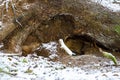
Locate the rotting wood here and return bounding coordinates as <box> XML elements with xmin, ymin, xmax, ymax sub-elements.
<box><xmin>0</xmin><ymin>23</ymin><xmax>16</xmax><ymax>42</ymax></box>
<box><xmin>3</xmin><ymin>20</ymin><xmax>40</xmax><ymax>53</ymax></box>
<box><xmin>0</xmin><ymin>0</ymin><xmax>120</xmax><ymax>55</ymax></box>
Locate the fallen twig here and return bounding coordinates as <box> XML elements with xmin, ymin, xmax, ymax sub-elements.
<box><xmin>0</xmin><ymin>52</ymin><xmax>22</xmax><ymax>56</ymax></box>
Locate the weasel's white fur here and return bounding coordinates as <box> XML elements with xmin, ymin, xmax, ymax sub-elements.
<box><xmin>59</xmin><ymin>39</ymin><xmax>76</xmax><ymax>56</ymax></box>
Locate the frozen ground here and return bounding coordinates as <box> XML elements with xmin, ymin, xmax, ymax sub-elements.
<box><xmin>92</xmin><ymin>0</ymin><xmax>120</xmax><ymax>12</ymax></box>
<box><xmin>1</xmin><ymin>43</ymin><xmax>120</xmax><ymax>80</ymax></box>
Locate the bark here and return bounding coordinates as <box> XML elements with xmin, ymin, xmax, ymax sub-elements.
<box><xmin>3</xmin><ymin>20</ymin><xmax>39</xmax><ymax>53</ymax></box>
<box><xmin>2</xmin><ymin>0</ymin><xmax>61</xmax><ymax>53</ymax></box>
<box><xmin>0</xmin><ymin>23</ymin><xmax>16</xmax><ymax>42</ymax></box>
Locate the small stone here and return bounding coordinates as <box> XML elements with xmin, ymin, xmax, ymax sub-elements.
<box><xmin>102</xmin><ymin>74</ymin><xmax>108</xmax><ymax>77</ymax></box>
<box><xmin>113</xmin><ymin>74</ymin><xmax>119</xmax><ymax>76</ymax></box>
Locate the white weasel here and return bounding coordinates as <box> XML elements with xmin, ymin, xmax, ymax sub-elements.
<box><xmin>59</xmin><ymin>39</ymin><xmax>76</xmax><ymax>56</ymax></box>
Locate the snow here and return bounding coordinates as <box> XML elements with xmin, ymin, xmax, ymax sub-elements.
<box><xmin>0</xmin><ymin>43</ymin><xmax>120</xmax><ymax>80</ymax></box>
<box><xmin>92</xmin><ymin>0</ymin><xmax>120</xmax><ymax>12</ymax></box>
<box><xmin>0</xmin><ymin>43</ymin><xmax>3</xmax><ymax>48</ymax></box>
<box><xmin>0</xmin><ymin>21</ymin><xmax>2</xmax><ymax>30</ymax></box>
<box><xmin>42</xmin><ymin>42</ymin><xmax>58</xmax><ymax>59</ymax></box>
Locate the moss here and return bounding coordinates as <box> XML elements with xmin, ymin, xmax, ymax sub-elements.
<box><xmin>114</xmin><ymin>25</ymin><xmax>120</xmax><ymax>35</ymax></box>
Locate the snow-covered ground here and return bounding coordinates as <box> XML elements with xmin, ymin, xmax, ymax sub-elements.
<box><xmin>92</xmin><ymin>0</ymin><xmax>120</xmax><ymax>12</ymax></box>
<box><xmin>0</xmin><ymin>53</ymin><xmax>120</xmax><ymax>80</ymax></box>
<box><xmin>0</xmin><ymin>42</ymin><xmax>120</xmax><ymax>80</ymax></box>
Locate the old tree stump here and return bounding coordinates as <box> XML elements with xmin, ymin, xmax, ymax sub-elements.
<box><xmin>0</xmin><ymin>0</ymin><xmax>120</xmax><ymax>56</ymax></box>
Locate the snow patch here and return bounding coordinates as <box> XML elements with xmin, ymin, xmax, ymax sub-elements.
<box><xmin>0</xmin><ymin>43</ymin><xmax>3</xmax><ymax>48</ymax></box>
<box><xmin>0</xmin><ymin>21</ymin><xmax>2</xmax><ymax>30</ymax></box>
<box><xmin>0</xmin><ymin>54</ymin><xmax>120</xmax><ymax>80</ymax></box>
<box><xmin>92</xmin><ymin>0</ymin><xmax>120</xmax><ymax>12</ymax></box>
<box><xmin>22</xmin><ymin>3</ymin><xmax>31</xmax><ymax>10</ymax></box>
<box><xmin>42</xmin><ymin>42</ymin><xmax>58</xmax><ymax>59</ymax></box>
